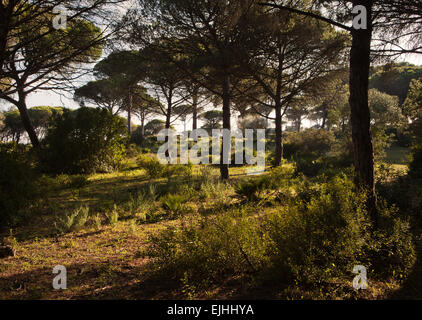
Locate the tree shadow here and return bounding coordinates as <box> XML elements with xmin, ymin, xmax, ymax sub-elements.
<box><xmin>0</xmin><ymin>260</ymin><xmax>182</xmax><ymax>300</ymax></box>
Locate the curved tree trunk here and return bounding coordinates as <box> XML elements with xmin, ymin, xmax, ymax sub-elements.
<box><xmin>16</xmin><ymin>89</ymin><xmax>39</xmax><ymax>148</ymax></box>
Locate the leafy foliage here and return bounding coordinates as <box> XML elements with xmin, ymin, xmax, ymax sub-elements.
<box><xmin>137</xmin><ymin>154</ymin><xmax>193</xmax><ymax>179</ymax></box>
<box><xmin>55</xmin><ymin>206</ymin><xmax>90</xmax><ymax>234</ymax></box>
<box><xmin>42</xmin><ymin>108</ymin><xmax>127</xmax><ymax>174</ymax></box>
<box><xmin>0</xmin><ymin>143</ymin><xmax>39</xmax><ymax>227</ymax></box>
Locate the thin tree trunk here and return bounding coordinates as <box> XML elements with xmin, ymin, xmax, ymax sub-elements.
<box><xmin>16</xmin><ymin>89</ymin><xmax>39</xmax><ymax>147</ymax></box>
<box><xmin>349</xmin><ymin>0</ymin><xmax>378</xmax><ymax>227</ymax></box>
<box><xmin>192</xmin><ymin>90</ymin><xmax>198</xmax><ymax>131</ymax></box>
<box><xmin>221</xmin><ymin>73</ymin><xmax>230</xmax><ymax>180</ymax></box>
<box><xmin>140</xmin><ymin>115</ymin><xmax>145</xmax><ymax>144</ymax></box>
<box><xmin>296</xmin><ymin>116</ymin><xmax>301</xmax><ymax>132</ymax></box>
<box><xmin>321</xmin><ymin>105</ymin><xmax>328</xmax><ymax>129</ymax></box>
<box><xmin>127</xmin><ymin>89</ymin><xmax>132</xmax><ymax>135</ymax></box>
<box><xmin>164</xmin><ymin>88</ymin><xmax>173</xmax><ymax>159</ymax></box>
<box><xmin>274</xmin><ymin>101</ymin><xmax>283</xmax><ymax>167</ymax></box>
<box><xmin>274</xmin><ymin>40</ymin><xmax>284</xmax><ymax>167</ymax></box>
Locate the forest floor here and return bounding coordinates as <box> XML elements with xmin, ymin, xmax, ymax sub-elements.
<box><xmin>0</xmin><ymin>153</ymin><xmax>420</xmax><ymax>300</ymax></box>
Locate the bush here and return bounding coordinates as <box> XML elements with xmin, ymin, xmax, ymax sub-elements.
<box><xmin>68</xmin><ymin>175</ymin><xmax>89</xmax><ymax>189</ymax></box>
<box><xmin>284</xmin><ymin>129</ymin><xmax>335</xmax><ymax>160</ymax></box>
<box><xmin>363</xmin><ymin>203</ymin><xmax>416</xmax><ymax>280</ymax></box>
<box><xmin>125</xmin><ymin>143</ymin><xmax>142</xmax><ymax>158</ymax></box>
<box><xmin>234</xmin><ymin>165</ymin><xmax>295</xmax><ymax>202</ymax></box>
<box><xmin>147</xmin><ymin>175</ymin><xmax>416</xmax><ymax>291</ymax></box>
<box><xmin>265</xmin><ymin>177</ymin><xmax>371</xmax><ymax>285</ymax></box>
<box><xmin>106</xmin><ymin>205</ymin><xmax>119</xmax><ymax>226</ymax></box>
<box><xmin>284</xmin><ymin>129</ymin><xmax>338</xmax><ymax>176</ymax></box>
<box><xmin>137</xmin><ymin>154</ymin><xmax>166</xmax><ymax>178</ymax></box>
<box><xmin>42</xmin><ymin>107</ymin><xmax>127</xmax><ymax>174</ymax></box>
<box><xmin>0</xmin><ymin>143</ymin><xmax>39</xmax><ymax>227</ymax></box>
<box><xmin>123</xmin><ymin>191</ymin><xmax>155</xmax><ymax>219</ymax></box>
<box><xmin>54</xmin><ymin>206</ymin><xmax>89</xmax><ymax>234</ymax></box>
<box><xmin>409</xmin><ymin>147</ymin><xmax>422</xmax><ymax>179</ymax></box>
<box><xmin>160</xmin><ymin>194</ymin><xmax>187</xmax><ymax>217</ymax></box>
<box><xmin>147</xmin><ymin>207</ymin><xmax>268</xmax><ymax>283</ymax></box>
<box><xmin>137</xmin><ymin>155</ymin><xmax>193</xmax><ymax>179</ymax></box>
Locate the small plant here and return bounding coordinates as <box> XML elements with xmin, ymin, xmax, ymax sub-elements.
<box><xmin>200</xmin><ymin>181</ymin><xmax>233</xmax><ymax>208</ymax></box>
<box><xmin>144</xmin><ymin>184</ymin><xmax>159</xmax><ymax>201</ymax></box>
<box><xmin>181</xmin><ymin>271</ymin><xmax>196</xmax><ymax>300</ymax></box>
<box><xmin>126</xmin><ymin>143</ymin><xmax>141</xmax><ymax>158</ymax></box>
<box><xmin>161</xmin><ymin>194</ymin><xmax>187</xmax><ymax>217</ymax></box>
<box><xmin>166</xmin><ymin>163</ymin><xmax>194</xmax><ymax>179</ymax></box>
<box><xmin>68</xmin><ymin>175</ymin><xmax>89</xmax><ymax>189</ymax></box>
<box><xmin>106</xmin><ymin>205</ymin><xmax>119</xmax><ymax>226</ymax></box>
<box><xmin>55</xmin><ymin>206</ymin><xmax>89</xmax><ymax>234</ymax></box>
<box><xmin>137</xmin><ymin>154</ymin><xmax>166</xmax><ymax>178</ymax></box>
<box><xmin>138</xmin><ymin>155</ymin><xmax>194</xmax><ymax>180</ymax></box>
<box><xmin>234</xmin><ymin>166</ymin><xmax>295</xmax><ymax>202</ymax></box>
<box><xmin>198</xmin><ymin>165</ymin><xmax>216</xmax><ymax>184</ymax></box>
<box><xmin>129</xmin><ymin>219</ymin><xmax>137</xmax><ymax>233</ymax></box>
<box><xmin>92</xmin><ymin>214</ymin><xmax>102</xmax><ymax>230</ymax></box>
<box><xmin>4</xmin><ymin>229</ymin><xmax>18</xmax><ymax>249</ymax></box>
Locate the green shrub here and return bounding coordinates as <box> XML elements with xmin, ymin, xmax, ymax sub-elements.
<box><xmin>284</xmin><ymin>129</ymin><xmax>338</xmax><ymax>176</ymax></box>
<box><xmin>147</xmin><ymin>207</ymin><xmax>268</xmax><ymax>283</ymax></box>
<box><xmin>166</xmin><ymin>162</ymin><xmax>194</xmax><ymax>179</ymax></box>
<box><xmin>197</xmin><ymin>165</ymin><xmax>217</xmax><ymax>185</ymax></box>
<box><xmin>137</xmin><ymin>154</ymin><xmax>166</xmax><ymax>178</ymax></box>
<box><xmin>68</xmin><ymin>175</ymin><xmax>89</xmax><ymax>189</ymax></box>
<box><xmin>363</xmin><ymin>203</ymin><xmax>416</xmax><ymax>280</ymax></box>
<box><xmin>55</xmin><ymin>206</ymin><xmax>89</xmax><ymax>234</ymax></box>
<box><xmin>409</xmin><ymin>147</ymin><xmax>422</xmax><ymax>179</ymax></box>
<box><xmin>137</xmin><ymin>154</ymin><xmax>193</xmax><ymax>179</ymax></box>
<box><xmin>92</xmin><ymin>214</ymin><xmax>102</xmax><ymax>230</ymax></box>
<box><xmin>265</xmin><ymin>177</ymin><xmax>371</xmax><ymax>285</ymax></box>
<box><xmin>147</xmin><ymin>175</ymin><xmax>416</xmax><ymax>291</ymax></box>
<box><xmin>0</xmin><ymin>143</ymin><xmax>39</xmax><ymax>227</ymax></box>
<box><xmin>123</xmin><ymin>191</ymin><xmax>155</xmax><ymax>219</ymax></box>
<box><xmin>200</xmin><ymin>181</ymin><xmax>233</xmax><ymax>205</ymax></box>
<box><xmin>42</xmin><ymin>107</ymin><xmax>127</xmax><ymax>174</ymax></box>
<box><xmin>284</xmin><ymin>129</ymin><xmax>335</xmax><ymax>161</ymax></box>
<box><xmin>106</xmin><ymin>205</ymin><xmax>119</xmax><ymax>226</ymax></box>
<box><xmin>161</xmin><ymin>194</ymin><xmax>187</xmax><ymax>217</ymax></box>
<box><xmin>234</xmin><ymin>165</ymin><xmax>295</xmax><ymax>202</ymax></box>
<box><xmin>126</xmin><ymin>143</ymin><xmax>142</xmax><ymax>158</ymax></box>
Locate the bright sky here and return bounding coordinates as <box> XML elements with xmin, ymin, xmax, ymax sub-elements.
<box><xmin>1</xmin><ymin>54</ymin><xmax>421</xmax><ymax>132</ymax></box>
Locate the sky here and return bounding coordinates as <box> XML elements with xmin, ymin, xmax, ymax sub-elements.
<box><xmin>1</xmin><ymin>53</ymin><xmax>421</xmax><ymax>132</ymax></box>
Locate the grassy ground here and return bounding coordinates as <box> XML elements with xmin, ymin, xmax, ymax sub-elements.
<box><xmin>0</xmin><ymin>155</ymin><xmax>419</xmax><ymax>300</ymax></box>
<box><xmin>0</xmin><ymin>163</ymin><xmax>255</xmax><ymax>300</ymax></box>
<box><xmin>386</xmin><ymin>145</ymin><xmax>411</xmax><ymax>166</ymax></box>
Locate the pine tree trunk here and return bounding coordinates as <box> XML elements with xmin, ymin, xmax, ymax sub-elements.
<box><xmin>127</xmin><ymin>89</ymin><xmax>132</xmax><ymax>135</ymax></box>
<box><xmin>349</xmin><ymin>0</ymin><xmax>378</xmax><ymax>227</ymax></box>
<box><xmin>16</xmin><ymin>90</ymin><xmax>39</xmax><ymax>148</ymax></box>
<box><xmin>140</xmin><ymin>115</ymin><xmax>145</xmax><ymax>144</ymax></box>
<box><xmin>321</xmin><ymin>105</ymin><xmax>328</xmax><ymax>129</ymax></box>
<box><xmin>274</xmin><ymin>101</ymin><xmax>283</xmax><ymax>167</ymax></box>
<box><xmin>220</xmin><ymin>73</ymin><xmax>231</xmax><ymax>180</ymax></box>
<box><xmin>192</xmin><ymin>91</ymin><xmax>198</xmax><ymax>131</ymax></box>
